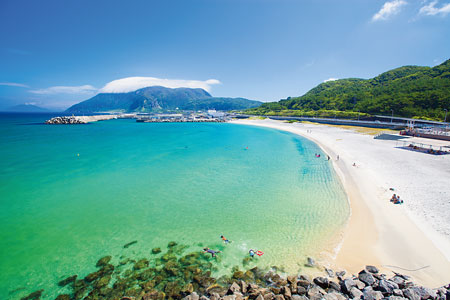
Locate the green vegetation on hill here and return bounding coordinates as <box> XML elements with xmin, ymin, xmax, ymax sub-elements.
<box><xmin>246</xmin><ymin>59</ymin><xmax>450</xmax><ymax>121</ymax></box>
<box><xmin>66</xmin><ymin>86</ymin><xmax>261</xmax><ymax>113</ymax></box>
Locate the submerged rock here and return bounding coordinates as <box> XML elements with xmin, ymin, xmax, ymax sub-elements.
<box><xmin>20</xmin><ymin>289</ymin><xmax>43</xmax><ymax>300</ymax></box>
<box><xmin>134</xmin><ymin>258</ymin><xmax>150</xmax><ymax>270</ymax></box>
<box><xmin>55</xmin><ymin>295</ymin><xmax>71</xmax><ymax>300</ymax></box>
<box><xmin>96</xmin><ymin>255</ymin><xmax>112</xmax><ymax>267</ymax></box>
<box><xmin>58</xmin><ymin>275</ymin><xmax>77</xmax><ymax>287</ymax></box>
<box><xmin>124</xmin><ymin>240</ymin><xmax>138</xmax><ymax>248</ymax></box>
<box><xmin>152</xmin><ymin>248</ymin><xmax>162</xmax><ymax>254</ymax></box>
<box><xmin>168</xmin><ymin>241</ymin><xmax>178</xmax><ymax>248</ymax></box>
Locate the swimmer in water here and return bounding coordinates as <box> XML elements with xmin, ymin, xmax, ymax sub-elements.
<box><xmin>203</xmin><ymin>248</ymin><xmax>221</xmax><ymax>257</ymax></box>
<box><xmin>249</xmin><ymin>249</ymin><xmax>255</xmax><ymax>258</ymax></box>
<box><xmin>221</xmin><ymin>235</ymin><xmax>230</xmax><ymax>244</ymax></box>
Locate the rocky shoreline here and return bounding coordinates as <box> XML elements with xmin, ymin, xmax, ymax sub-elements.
<box><xmin>17</xmin><ymin>241</ymin><xmax>450</xmax><ymax>300</ymax></box>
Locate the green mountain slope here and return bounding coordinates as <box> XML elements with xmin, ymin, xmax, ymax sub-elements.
<box><xmin>66</xmin><ymin>86</ymin><xmax>261</xmax><ymax>113</ymax></box>
<box><xmin>247</xmin><ymin>59</ymin><xmax>450</xmax><ymax>120</ymax></box>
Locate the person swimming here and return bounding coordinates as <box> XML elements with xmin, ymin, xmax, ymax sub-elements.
<box><xmin>221</xmin><ymin>235</ymin><xmax>230</xmax><ymax>243</ymax></box>
<box><xmin>203</xmin><ymin>248</ymin><xmax>221</xmax><ymax>257</ymax></box>
<box><xmin>249</xmin><ymin>249</ymin><xmax>255</xmax><ymax>257</ymax></box>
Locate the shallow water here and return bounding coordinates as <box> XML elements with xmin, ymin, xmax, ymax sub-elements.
<box><xmin>0</xmin><ymin>113</ymin><xmax>349</xmax><ymax>299</ymax></box>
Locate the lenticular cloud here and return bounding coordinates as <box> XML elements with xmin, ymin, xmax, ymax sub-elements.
<box><xmin>99</xmin><ymin>77</ymin><xmax>221</xmax><ymax>93</ymax></box>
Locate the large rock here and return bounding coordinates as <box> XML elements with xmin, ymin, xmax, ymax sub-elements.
<box><xmin>228</xmin><ymin>282</ymin><xmax>241</xmax><ymax>294</ymax></box>
<box><xmin>291</xmin><ymin>295</ymin><xmax>308</xmax><ymax>300</ymax></box>
<box><xmin>20</xmin><ymin>290</ymin><xmax>43</xmax><ymax>300</ymax></box>
<box><xmin>403</xmin><ymin>288</ymin><xmax>421</xmax><ymax>300</ymax></box>
<box><xmin>359</xmin><ymin>270</ymin><xmax>376</xmax><ymax>286</ymax></box>
<box><xmin>410</xmin><ymin>286</ymin><xmax>437</xmax><ymax>300</ymax></box>
<box><xmin>329</xmin><ymin>281</ymin><xmax>341</xmax><ymax>292</ymax></box>
<box><xmin>305</xmin><ymin>257</ymin><xmax>316</xmax><ymax>268</ymax></box>
<box><xmin>366</xmin><ymin>266</ymin><xmax>379</xmax><ymax>273</ymax></box>
<box><xmin>313</xmin><ymin>277</ymin><xmax>329</xmax><ymax>289</ymax></box>
<box><xmin>297</xmin><ymin>280</ymin><xmax>311</xmax><ymax>288</ymax></box>
<box><xmin>341</xmin><ymin>278</ymin><xmax>357</xmax><ymax>294</ymax></box>
<box><xmin>390</xmin><ymin>276</ymin><xmax>406</xmax><ymax>289</ymax></box>
<box><xmin>375</xmin><ymin>279</ymin><xmax>395</xmax><ymax>295</ymax></box>
<box><xmin>350</xmin><ymin>287</ymin><xmax>364</xmax><ymax>299</ymax></box>
<box><xmin>58</xmin><ymin>275</ymin><xmax>77</xmax><ymax>287</ymax></box>
<box><xmin>363</xmin><ymin>289</ymin><xmax>384</xmax><ymax>300</ymax></box>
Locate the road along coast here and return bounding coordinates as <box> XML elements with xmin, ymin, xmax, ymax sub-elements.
<box><xmin>231</xmin><ymin>119</ymin><xmax>450</xmax><ymax>287</ymax></box>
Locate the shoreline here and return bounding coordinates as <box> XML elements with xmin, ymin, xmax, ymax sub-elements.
<box><xmin>230</xmin><ymin>119</ymin><xmax>450</xmax><ymax>287</ymax></box>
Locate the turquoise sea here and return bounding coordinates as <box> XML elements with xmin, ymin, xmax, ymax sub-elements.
<box><xmin>0</xmin><ymin>113</ymin><xmax>349</xmax><ymax>300</ymax></box>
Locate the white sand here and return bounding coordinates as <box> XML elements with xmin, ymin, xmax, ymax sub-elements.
<box><xmin>232</xmin><ymin>119</ymin><xmax>450</xmax><ymax>287</ymax></box>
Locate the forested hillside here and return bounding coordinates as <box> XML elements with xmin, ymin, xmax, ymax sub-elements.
<box><xmin>247</xmin><ymin>59</ymin><xmax>450</xmax><ymax>120</ymax></box>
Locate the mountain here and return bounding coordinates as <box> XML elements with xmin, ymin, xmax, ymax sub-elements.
<box><xmin>5</xmin><ymin>104</ymin><xmax>49</xmax><ymax>113</ymax></box>
<box><xmin>246</xmin><ymin>59</ymin><xmax>450</xmax><ymax>120</ymax></box>
<box><xmin>66</xmin><ymin>86</ymin><xmax>261</xmax><ymax>113</ymax></box>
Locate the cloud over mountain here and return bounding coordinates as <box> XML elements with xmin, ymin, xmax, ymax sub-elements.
<box><xmin>99</xmin><ymin>77</ymin><xmax>221</xmax><ymax>94</ymax></box>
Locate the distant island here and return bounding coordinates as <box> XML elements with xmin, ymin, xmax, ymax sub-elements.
<box><xmin>4</xmin><ymin>104</ymin><xmax>50</xmax><ymax>113</ymax></box>
<box><xmin>66</xmin><ymin>86</ymin><xmax>261</xmax><ymax>113</ymax></box>
<box><xmin>246</xmin><ymin>59</ymin><xmax>450</xmax><ymax>121</ymax></box>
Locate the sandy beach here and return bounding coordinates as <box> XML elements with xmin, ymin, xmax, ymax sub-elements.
<box><xmin>232</xmin><ymin>118</ymin><xmax>450</xmax><ymax>287</ymax></box>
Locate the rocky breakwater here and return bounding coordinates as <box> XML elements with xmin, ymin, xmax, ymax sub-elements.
<box><xmin>180</xmin><ymin>265</ymin><xmax>450</xmax><ymax>300</ymax></box>
<box><xmin>45</xmin><ymin>116</ymin><xmax>87</xmax><ymax>124</ymax></box>
<box><xmin>45</xmin><ymin>115</ymin><xmax>117</xmax><ymax>124</ymax></box>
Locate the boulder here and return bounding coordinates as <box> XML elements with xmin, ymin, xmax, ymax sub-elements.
<box><xmin>329</xmin><ymin>281</ymin><xmax>341</xmax><ymax>292</ymax></box>
<box><xmin>223</xmin><ymin>295</ymin><xmax>236</xmax><ymax>300</ymax></box>
<box><xmin>274</xmin><ymin>295</ymin><xmax>285</xmax><ymax>300</ymax></box>
<box><xmin>363</xmin><ymin>289</ymin><xmax>384</xmax><ymax>300</ymax></box>
<box><xmin>305</xmin><ymin>257</ymin><xmax>316</xmax><ymax>268</ymax></box>
<box><xmin>168</xmin><ymin>241</ymin><xmax>178</xmax><ymax>248</ymax></box>
<box><xmin>297</xmin><ymin>280</ymin><xmax>311</xmax><ymax>288</ymax></box>
<box><xmin>403</xmin><ymin>288</ymin><xmax>421</xmax><ymax>300</ymax></box>
<box><xmin>358</xmin><ymin>270</ymin><xmax>375</xmax><ymax>286</ymax></box>
<box><xmin>228</xmin><ymin>282</ymin><xmax>241</xmax><ymax>294</ymax></box>
<box><xmin>393</xmin><ymin>289</ymin><xmax>404</xmax><ymax>297</ymax></box>
<box><xmin>263</xmin><ymin>293</ymin><xmax>274</xmax><ymax>300</ymax></box>
<box><xmin>325</xmin><ymin>268</ymin><xmax>335</xmax><ymax>277</ymax></box>
<box><xmin>291</xmin><ymin>295</ymin><xmax>308</xmax><ymax>300</ymax></box>
<box><xmin>55</xmin><ymin>295</ymin><xmax>71</xmax><ymax>300</ymax></box>
<box><xmin>375</xmin><ymin>279</ymin><xmax>395</xmax><ymax>295</ymax></box>
<box><xmin>123</xmin><ymin>241</ymin><xmax>138</xmax><ymax>248</ymax></box>
<box><xmin>307</xmin><ymin>286</ymin><xmax>326</xmax><ymax>299</ymax></box>
<box><xmin>58</xmin><ymin>275</ymin><xmax>77</xmax><ymax>287</ymax></box>
<box><xmin>390</xmin><ymin>276</ymin><xmax>406</xmax><ymax>289</ymax></box>
<box><xmin>152</xmin><ymin>248</ymin><xmax>162</xmax><ymax>254</ymax></box>
<box><xmin>366</xmin><ymin>266</ymin><xmax>379</xmax><ymax>274</ymax></box>
<box><xmin>283</xmin><ymin>286</ymin><xmax>292</xmax><ymax>299</ymax></box>
<box><xmin>313</xmin><ymin>277</ymin><xmax>329</xmax><ymax>289</ymax></box>
<box><xmin>210</xmin><ymin>293</ymin><xmax>220</xmax><ymax>300</ymax></box>
<box><xmin>341</xmin><ymin>278</ymin><xmax>356</xmax><ymax>294</ymax></box>
<box><xmin>183</xmin><ymin>292</ymin><xmax>200</xmax><ymax>300</ymax></box>
<box><xmin>296</xmin><ymin>286</ymin><xmax>306</xmax><ymax>295</ymax></box>
<box><xmin>134</xmin><ymin>259</ymin><xmax>149</xmax><ymax>270</ymax></box>
<box><xmin>354</xmin><ymin>279</ymin><xmax>366</xmax><ymax>290</ymax></box>
<box><xmin>20</xmin><ymin>289</ymin><xmax>43</xmax><ymax>300</ymax></box>
<box><xmin>410</xmin><ymin>286</ymin><xmax>437</xmax><ymax>300</ymax></box>
<box><xmin>335</xmin><ymin>271</ymin><xmax>346</xmax><ymax>278</ymax></box>
<box><xmin>350</xmin><ymin>287</ymin><xmax>364</xmax><ymax>299</ymax></box>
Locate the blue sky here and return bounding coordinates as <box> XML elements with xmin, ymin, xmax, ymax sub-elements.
<box><xmin>0</xmin><ymin>0</ymin><xmax>449</xmax><ymax>110</ymax></box>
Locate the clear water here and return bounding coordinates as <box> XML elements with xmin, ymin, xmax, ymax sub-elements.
<box><xmin>0</xmin><ymin>113</ymin><xmax>349</xmax><ymax>299</ymax></box>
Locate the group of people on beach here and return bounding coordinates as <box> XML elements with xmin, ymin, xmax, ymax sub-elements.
<box><xmin>202</xmin><ymin>235</ymin><xmax>263</xmax><ymax>258</ymax></box>
<box><xmin>390</xmin><ymin>194</ymin><xmax>403</xmax><ymax>204</ymax></box>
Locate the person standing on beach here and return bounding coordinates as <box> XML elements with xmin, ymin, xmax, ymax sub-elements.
<box><xmin>337</xmin><ymin>155</ymin><xmax>339</xmax><ymax>161</ymax></box>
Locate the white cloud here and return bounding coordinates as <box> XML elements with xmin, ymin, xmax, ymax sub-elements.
<box><xmin>419</xmin><ymin>1</ymin><xmax>450</xmax><ymax>16</ymax></box>
<box><xmin>372</xmin><ymin>0</ymin><xmax>407</xmax><ymax>21</ymax></box>
<box><xmin>0</xmin><ymin>82</ymin><xmax>30</xmax><ymax>88</ymax></box>
<box><xmin>99</xmin><ymin>77</ymin><xmax>221</xmax><ymax>93</ymax></box>
<box><xmin>30</xmin><ymin>85</ymin><xmax>97</xmax><ymax>95</ymax></box>
<box><xmin>324</xmin><ymin>78</ymin><xmax>338</xmax><ymax>82</ymax></box>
